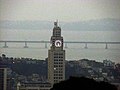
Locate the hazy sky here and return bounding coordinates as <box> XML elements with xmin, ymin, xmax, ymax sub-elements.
<box><xmin>0</xmin><ymin>0</ymin><xmax>120</xmax><ymax>22</ymax></box>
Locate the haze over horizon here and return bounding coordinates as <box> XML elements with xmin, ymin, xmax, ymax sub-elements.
<box><xmin>0</xmin><ymin>0</ymin><xmax>120</xmax><ymax>22</ymax></box>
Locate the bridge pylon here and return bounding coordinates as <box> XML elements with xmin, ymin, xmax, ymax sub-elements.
<box><xmin>105</xmin><ymin>43</ymin><xmax>108</xmax><ymax>49</ymax></box>
<box><xmin>84</xmin><ymin>43</ymin><xmax>88</xmax><ymax>49</ymax></box>
<box><xmin>45</xmin><ymin>43</ymin><xmax>47</xmax><ymax>48</ymax></box>
<box><xmin>3</xmin><ymin>42</ymin><xmax>8</xmax><ymax>48</ymax></box>
<box><xmin>65</xmin><ymin>43</ymin><xmax>68</xmax><ymax>48</ymax></box>
<box><xmin>24</xmin><ymin>42</ymin><xmax>28</xmax><ymax>48</ymax></box>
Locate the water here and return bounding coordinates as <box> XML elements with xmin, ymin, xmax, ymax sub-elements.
<box><xmin>0</xmin><ymin>29</ymin><xmax>120</xmax><ymax>63</ymax></box>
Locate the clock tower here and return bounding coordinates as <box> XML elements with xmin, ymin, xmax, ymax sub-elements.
<box><xmin>48</xmin><ymin>21</ymin><xmax>65</xmax><ymax>84</ymax></box>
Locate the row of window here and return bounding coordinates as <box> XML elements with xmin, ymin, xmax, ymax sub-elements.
<box><xmin>54</xmin><ymin>74</ymin><xmax>63</xmax><ymax>77</ymax></box>
<box><xmin>54</xmin><ymin>65</ymin><xmax>63</xmax><ymax>67</ymax></box>
<box><xmin>54</xmin><ymin>77</ymin><xmax>63</xmax><ymax>79</ymax></box>
<box><xmin>54</xmin><ymin>62</ymin><xmax>63</xmax><ymax>64</ymax></box>
<box><xmin>54</xmin><ymin>56</ymin><xmax>63</xmax><ymax>59</ymax></box>
<box><xmin>54</xmin><ymin>59</ymin><xmax>63</xmax><ymax>62</ymax></box>
<box><xmin>54</xmin><ymin>71</ymin><xmax>63</xmax><ymax>73</ymax></box>
<box><xmin>54</xmin><ymin>67</ymin><xmax>63</xmax><ymax>71</ymax></box>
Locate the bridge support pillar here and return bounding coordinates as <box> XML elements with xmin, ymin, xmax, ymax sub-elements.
<box><xmin>3</xmin><ymin>42</ymin><xmax>8</xmax><ymax>48</ymax></box>
<box><xmin>45</xmin><ymin>43</ymin><xmax>47</xmax><ymax>48</ymax></box>
<box><xmin>65</xmin><ymin>43</ymin><xmax>68</xmax><ymax>48</ymax></box>
<box><xmin>84</xmin><ymin>43</ymin><xmax>88</xmax><ymax>49</ymax></box>
<box><xmin>24</xmin><ymin>42</ymin><xmax>28</xmax><ymax>48</ymax></box>
<box><xmin>105</xmin><ymin>43</ymin><xmax>108</xmax><ymax>49</ymax></box>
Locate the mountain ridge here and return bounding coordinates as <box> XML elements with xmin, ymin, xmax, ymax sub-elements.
<box><xmin>0</xmin><ymin>18</ymin><xmax>120</xmax><ymax>31</ymax></box>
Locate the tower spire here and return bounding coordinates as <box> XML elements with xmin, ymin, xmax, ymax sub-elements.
<box><xmin>54</xmin><ymin>20</ymin><xmax>58</xmax><ymax>27</ymax></box>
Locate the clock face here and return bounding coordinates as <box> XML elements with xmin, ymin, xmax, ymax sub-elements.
<box><xmin>55</xmin><ymin>40</ymin><xmax>62</xmax><ymax>47</ymax></box>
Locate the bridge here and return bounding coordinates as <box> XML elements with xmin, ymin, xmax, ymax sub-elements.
<box><xmin>0</xmin><ymin>40</ymin><xmax>120</xmax><ymax>49</ymax></box>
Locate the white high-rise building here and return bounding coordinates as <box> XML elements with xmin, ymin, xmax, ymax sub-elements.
<box><xmin>48</xmin><ymin>21</ymin><xmax>65</xmax><ymax>84</ymax></box>
<box><xmin>17</xmin><ymin>21</ymin><xmax>65</xmax><ymax>90</ymax></box>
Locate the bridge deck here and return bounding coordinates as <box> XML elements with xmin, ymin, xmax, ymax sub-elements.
<box><xmin>0</xmin><ymin>41</ymin><xmax>120</xmax><ymax>44</ymax></box>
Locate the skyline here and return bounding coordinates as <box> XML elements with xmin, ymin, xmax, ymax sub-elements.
<box><xmin>0</xmin><ymin>0</ymin><xmax>120</xmax><ymax>63</ymax></box>
<box><xmin>0</xmin><ymin>0</ymin><xmax>120</xmax><ymax>22</ymax></box>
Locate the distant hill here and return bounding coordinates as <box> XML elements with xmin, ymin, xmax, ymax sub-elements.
<box><xmin>0</xmin><ymin>18</ymin><xmax>120</xmax><ymax>31</ymax></box>
<box><xmin>62</xmin><ymin>18</ymin><xmax>120</xmax><ymax>31</ymax></box>
<box><xmin>0</xmin><ymin>20</ymin><xmax>53</xmax><ymax>30</ymax></box>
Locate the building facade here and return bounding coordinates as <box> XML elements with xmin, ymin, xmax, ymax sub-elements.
<box><xmin>0</xmin><ymin>62</ymin><xmax>7</xmax><ymax>90</ymax></box>
<box><xmin>48</xmin><ymin>21</ymin><xmax>65</xmax><ymax>84</ymax></box>
<box><xmin>17</xmin><ymin>82</ymin><xmax>52</xmax><ymax>90</ymax></box>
